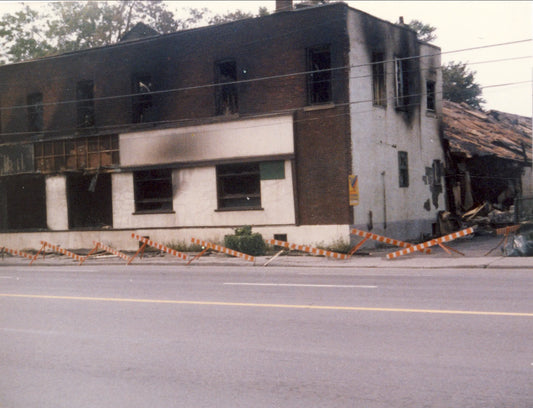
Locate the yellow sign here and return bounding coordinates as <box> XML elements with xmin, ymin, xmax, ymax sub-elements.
<box><xmin>349</xmin><ymin>175</ymin><xmax>359</xmax><ymax>206</ymax></box>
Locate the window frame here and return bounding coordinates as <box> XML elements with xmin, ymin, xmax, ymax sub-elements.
<box><xmin>426</xmin><ymin>80</ymin><xmax>436</xmax><ymax>111</ymax></box>
<box><xmin>307</xmin><ymin>45</ymin><xmax>332</xmax><ymax>105</ymax></box>
<box><xmin>394</xmin><ymin>57</ymin><xmax>410</xmax><ymax>110</ymax></box>
<box><xmin>76</xmin><ymin>80</ymin><xmax>95</xmax><ymax>128</ymax></box>
<box><xmin>216</xmin><ymin>162</ymin><xmax>262</xmax><ymax>211</ymax></box>
<box><xmin>398</xmin><ymin>151</ymin><xmax>409</xmax><ymax>188</ymax></box>
<box><xmin>372</xmin><ymin>51</ymin><xmax>387</xmax><ymax>107</ymax></box>
<box><xmin>133</xmin><ymin>168</ymin><xmax>174</xmax><ymax>214</ymax></box>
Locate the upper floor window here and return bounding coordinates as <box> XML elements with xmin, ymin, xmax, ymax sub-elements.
<box><xmin>215</xmin><ymin>60</ymin><xmax>238</xmax><ymax>115</ymax></box>
<box><xmin>307</xmin><ymin>45</ymin><xmax>332</xmax><ymax>104</ymax></box>
<box><xmin>395</xmin><ymin>57</ymin><xmax>413</xmax><ymax>110</ymax></box>
<box><xmin>426</xmin><ymin>80</ymin><xmax>436</xmax><ymax>111</ymax></box>
<box><xmin>27</xmin><ymin>92</ymin><xmax>43</xmax><ymax>132</ymax></box>
<box><xmin>132</xmin><ymin>74</ymin><xmax>153</xmax><ymax>123</ymax></box>
<box><xmin>76</xmin><ymin>80</ymin><xmax>95</xmax><ymax>128</ymax></box>
<box><xmin>372</xmin><ymin>51</ymin><xmax>386</xmax><ymax>107</ymax></box>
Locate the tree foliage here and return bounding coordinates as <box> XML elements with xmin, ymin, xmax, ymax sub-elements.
<box><xmin>406</xmin><ymin>19</ymin><xmax>437</xmax><ymax>43</ymax></box>
<box><xmin>442</xmin><ymin>61</ymin><xmax>485</xmax><ymax>109</ymax></box>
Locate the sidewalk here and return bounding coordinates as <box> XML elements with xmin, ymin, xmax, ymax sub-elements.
<box><xmin>2</xmin><ymin>234</ymin><xmax>532</xmax><ymax>269</ymax></box>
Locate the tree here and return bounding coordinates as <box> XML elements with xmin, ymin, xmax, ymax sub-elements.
<box><xmin>442</xmin><ymin>61</ymin><xmax>485</xmax><ymax>109</ymax></box>
<box><xmin>406</xmin><ymin>19</ymin><xmax>437</xmax><ymax>43</ymax></box>
<box><xmin>0</xmin><ymin>1</ymin><xmax>207</xmax><ymax>63</ymax></box>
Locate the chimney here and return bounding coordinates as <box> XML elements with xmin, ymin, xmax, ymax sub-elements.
<box><xmin>276</xmin><ymin>0</ymin><xmax>293</xmax><ymax>12</ymax></box>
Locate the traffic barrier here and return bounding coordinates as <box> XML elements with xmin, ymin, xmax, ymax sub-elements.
<box><xmin>386</xmin><ymin>227</ymin><xmax>475</xmax><ymax>260</ymax></box>
<box><xmin>485</xmin><ymin>224</ymin><xmax>521</xmax><ymax>256</ymax></box>
<box><xmin>189</xmin><ymin>238</ymin><xmax>255</xmax><ymax>263</ymax></box>
<box><xmin>80</xmin><ymin>241</ymin><xmax>131</xmax><ymax>265</ymax></box>
<box><xmin>31</xmin><ymin>241</ymin><xmax>85</xmax><ymax>265</ymax></box>
<box><xmin>1</xmin><ymin>246</ymin><xmax>35</xmax><ymax>262</ymax></box>
<box><xmin>349</xmin><ymin>228</ymin><xmax>431</xmax><ymax>255</ymax></box>
<box><xmin>129</xmin><ymin>233</ymin><xmax>188</xmax><ymax>265</ymax></box>
<box><xmin>265</xmin><ymin>239</ymin><xmax>349</xmax><ymax>260</ymax></box>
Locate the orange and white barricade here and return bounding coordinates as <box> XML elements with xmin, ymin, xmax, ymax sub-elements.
<box><xmin>386</xmin><ymin>227</ymin><xmax>474</xmax><ymax>260</ymax></box>
<box><xmin>1</xmin><ymin>247</ymin><xmax>36</xmax><ymax>263</ymax></box>
<box><xmin>485</xmin><ymin>224</ymin><xmax>521</xmax><ymax>256</ymax></box>
<box><xmin>188</xmin><ymin>238</ymin><xmax>255</xmax><ymax>264</ymax></box>
<box><xmin>129</xmin><ymin>233</ymin><xmax>188</xmax><ymax>264</ymax></box>
<box><xmin>31</xmin><ymin>241</ymin><xmax>85</xmax><ymax>265</ymax></box>
<box><xmin>349</xmin><ymin>228</ymin><xmax>431</xmax><ymax>255</ymax></box>
<box><xmin>265</xmin><ymin>239</ymin><xmax>349</xmax><ymax>260</ymax></box>
<box><xmin>80</xmin><ymin>241</ymin><xmax>131</xmax><ymax>265</ymax></box>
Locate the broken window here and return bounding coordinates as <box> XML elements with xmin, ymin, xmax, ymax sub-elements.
<box><xmin>217</xmin><ymin>163</ymin><xmax>261</xmax><ymax>210</ymax></box>
<box><xmin>35</xmin><ymin>135</ymin><xmax>119</xmax><ymax>172</ymax></box>
<box><xmin>76</xmin><ymin>80</ymin><xmax>95</xmax><ymax>128</ymax></box>
<box><xmin>426</xmin><ymin>80</ymin><xmax>436</xmax><ymax>111</ymax></box>
<box><xmin>398</xmin><ymin>151</ymin><xmax>409</xmax><ymax>188</ymax></box>
<box><xmin>0</xmin><ymin>175</ymin><xmax>47</xmax><ymax>231</ymax></box>
<box><xmin>133</xmin><ymin>168</ymin><xmax>173</xmax><ymax>213</ymax></box>
<box><xmin>67</xmin><ymin>173</ymin><xmax>113</xmax><ymax>229</ymax></box>
<box><xmin>132</xmin><ymin>74</ymin><xmax>154</xmax><ymax>123</ymax></box>
<box><xmin>372</xmin><ymin>52</ymin><xmax>386</xmax><ymax>106</ymax></box>
<box><xmin>307</xmin><ymin>45</ymin><xmax>332</xmax><ymax>104</ymax></box>
<box><xmin>394</xmin><ymin>57</ymin><xmax>410</xmax><ymax>109</ymax></box>
<box><xmin>215</xmin><ymin>60</ymin><xmax>238</xmax><ymax>115</ymax></box>
<box><xmin>27</xmin><ymin>92</ymin><xmax>43</xmax><ymax>132</ymax></box>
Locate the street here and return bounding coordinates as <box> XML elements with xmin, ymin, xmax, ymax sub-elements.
<box><xmin>1</xmin><ymin>265</ymin><xmax>532</xmax><ymax>407</ymax></box>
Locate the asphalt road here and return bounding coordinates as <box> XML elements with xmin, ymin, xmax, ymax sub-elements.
<box><xmin>1</xmin><ymin>265</ymin><xmax>532</xmax><ymax>408</ymax></box>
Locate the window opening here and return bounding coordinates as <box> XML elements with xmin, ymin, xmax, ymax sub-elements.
<box><xmin>398</xmin><ymin>151</ymin><xmax>409</xmax><ymax>188</ymax></box>
<box><xmin>0</xmin><ymin>175</ymin><xmax>46</xmax><ymax>231</ymax></box>
<box><xmin>217</xmin><ymin>163</ymin><xmax>261</xmax><ymax>209</ymax></box>
<box><xmin>395</xmin><ymin>57</ymin><xmax>410</xmax><ymax>109</ymax></box>
<box><xmin>35</xmin><ymin>135</ymin><xmax>119</xmax><ymax>173</ymax></box>
<box><xmin>426</xmin><ymin>80</ymin><xmax>436</xmax><ymax>111</ymax></box>
<box><xmin>27</xmin><ymin>92</ymin><xmax>43</xmax><ymax>132</ymax></box>
<box><xmin>372</xmin><ymin>52</ymin><xmax>386</xmax><ymax>106</ymax></box>
<box><xmin>133</xmin><ymin>168</ymin><xmax>173</xmax><ymax>213</ymax></box>
<box><xmin>307</xmin><ymin>45</ymin><xmax>332</xmax><ymax>104</ymax></box>
<box><xmin>76</xmin><ymin>80</ymin><xmax>95</xmax><ymax>127</ymax></box>
<box><xmin>67</xmin><ymin>173</ymin><xmax>113</xmax><ymax>229</ymax></box>
<box><xmin>215</xmin><ymin>60</ymin><xmax>238</xmax><ymax>115</ymax></box>
<box><xmin>132</xmin><ymin>74</ymin><xmax>153</xmax><ymax>123</ymax></box>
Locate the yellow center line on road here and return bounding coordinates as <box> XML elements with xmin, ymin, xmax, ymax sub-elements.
<box><xmin>1</xmin><ymin>293</ymin><xmax>532</xmax><ymax>317</ymax></box>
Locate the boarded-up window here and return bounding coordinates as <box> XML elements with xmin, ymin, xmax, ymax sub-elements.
<box><xmin>77</xmin><ymin>80</ymin><xmax>95</xmax><ymax>127</ymax></box>
<box><xmin>217</xmin><ymin>163</ymin><xmax>261</xmax><ymax>210</ymax></box>
<box><xmin>215</xmin><ymin>60</ymin><xmax>238</xmax><ymax>115</ymax></box>
<box><xmin>134</xmin><ymin>169</ymin><xmax>173</xmax><ymax>213</ymax></box>
<box><xmin>307</xmin><ymin>45</ymin><xmax>332</xmax><ymax>104</ymax></box>
<box><xmin>27</xmin><ymin>92</ymin><xmax>43</xmax><ymax>132</ymax></box>
<box><xmin>372</xmin><ymin>52</ymin><xmax>386</xmax><ymax>106</ymax></box>
<box><xmin>35</xmin><ymin>135</ymin><xmax>119</xmax><ymax>173</ymax></box>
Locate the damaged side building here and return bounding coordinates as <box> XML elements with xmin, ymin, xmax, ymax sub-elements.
<box><xmin>0</xmin><ymin>1</ymin><xmax>444</xmax><ymax>250</ymax></box>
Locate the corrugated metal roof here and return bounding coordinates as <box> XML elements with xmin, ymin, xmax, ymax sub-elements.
<box><xmin>442</xmin><ymin>100</ymin><xmax>532</xmax><ymax>163</ymax></box>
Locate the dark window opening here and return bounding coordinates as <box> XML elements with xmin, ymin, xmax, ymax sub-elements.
<box><xmin>307</xmin><ymin>45</ymin><xmax>332</xmax><ymax>104</ymax></box>
<box><xmin>27</xmin><ymin>92</ymin><xmax>43</xmax><ymax>132</ymax></box>
<box><xmin>76</xmin><ymin>80</ymin><xmax>95</xmax><ymax>127</ymax></box>
<box><xmin>132</xmin><ymin>74</ymin><xmax>154</xmax><ymax>123</ymax></box>
<box><xmin>35</xmin><ymin>135</ymin><xmax>119</xmax><ymax>172</ymax></box>
<box><xmin>395</xmin><ymin>57</ymin><xmax>410</xmax><ymax>109</ymax></box>
<box><xmin>217</xmin><ymin>163</ymin><xmax>261</xmax><ymax>210</ymax></box>
<box><xmin>372</xmin><ymin>52</ymin><xmax>386</xmax><ymax>106</ymax></box>
<box><xmin>0</xmin><ymin>175</ymin><xmax>47</xmax><ymax>231</ymax></box>
<box><xmin>398</xmin><ymin>151</ymin><xmax>409</xmax><ymax>188</ymax></box>
<box><xmin>215</xmin><ymin>60</ymin><xmax>238</xmax><ymax>115</ymax></box>
<box><xmin>134</xmin><ymin>169</ymin><xmax>173</xmax><ymax>213</ymax></box>
<box><xmin>426</xmin><ymin>80</ymin><xmax>436</xmax><ymax>111</ymax></box>
<box><xmin>67</xmin><ymin>173</ymin><xmax>113</xmax><ymax>229</ymax></box>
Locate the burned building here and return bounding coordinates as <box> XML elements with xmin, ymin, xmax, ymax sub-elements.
<box><xmin>0</xmin><ymin>1</ymin><xmax>444</xmax><ymax>250</ymax></box>
<box><xmin>441</xmin><ymin>100</ymin><xmax>532</xmax><ymax>226</ymax></box>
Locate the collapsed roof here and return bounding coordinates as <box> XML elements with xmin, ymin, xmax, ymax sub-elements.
<box><xmin>442</xmin><ymin>100</ymin><xmax>532</xmax><ymax>163</ymax></box>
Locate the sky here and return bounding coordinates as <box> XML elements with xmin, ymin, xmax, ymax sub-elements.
<box><xmin>1</xmin><ymin>1</ymin><xmax>531</xmax><ymax>116</ymax></box>
<box><xmin>170</xmin><ymin>1</ymin><xmax>532</xmax><ymax>117</ymax></box>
